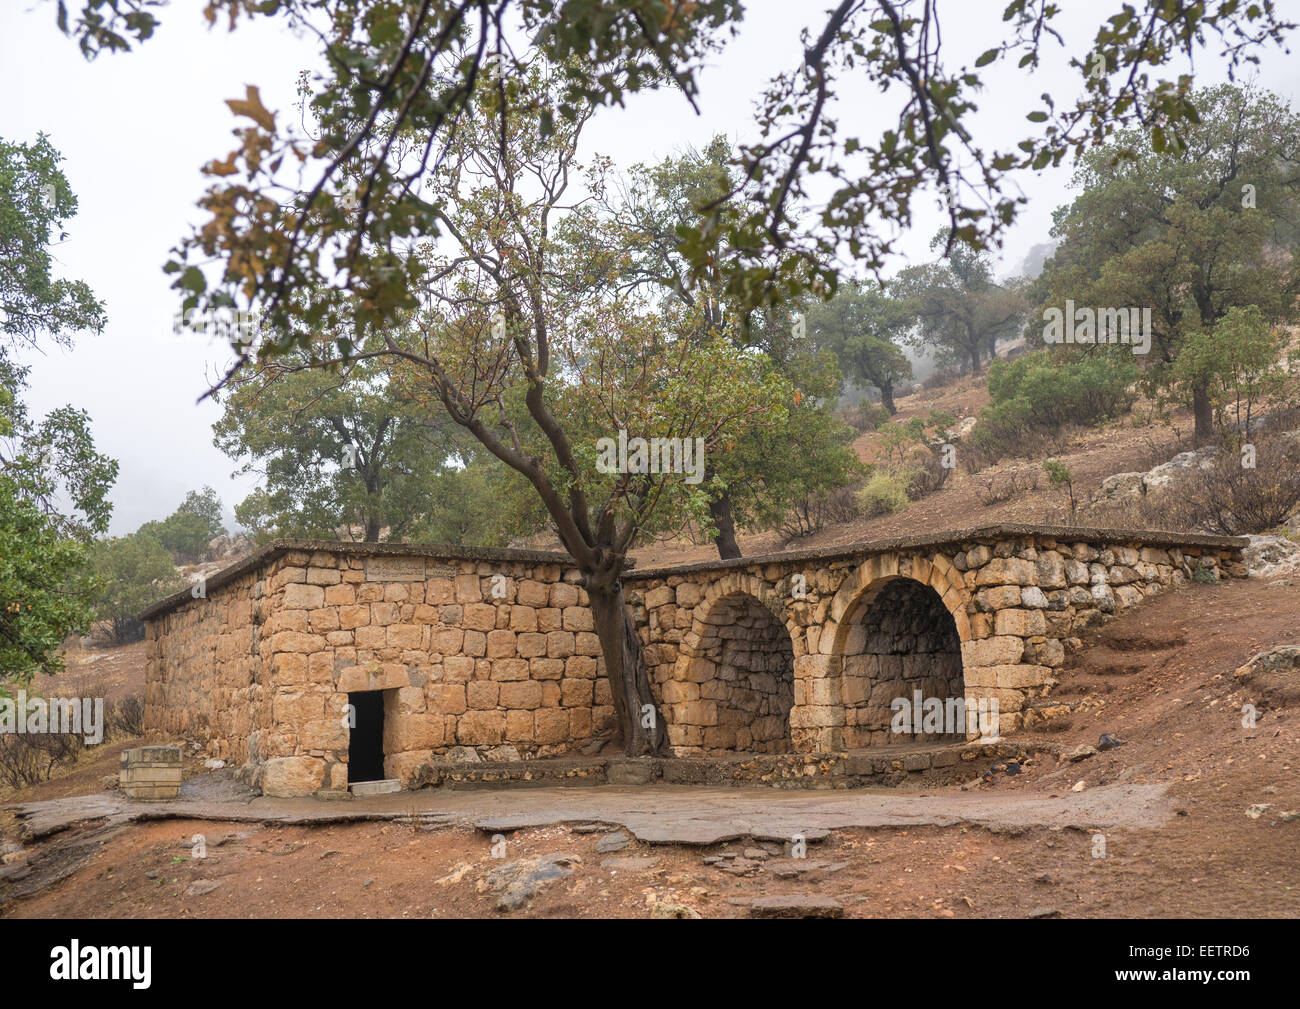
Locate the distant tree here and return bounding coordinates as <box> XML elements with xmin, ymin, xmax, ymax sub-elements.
<box><xmin>87</xmin><ymin>531</ymin><xmax>183</xmax><ymax>643</ymax></box>
<box><xmin>895</xmin><ymin>231</ymin><xmax>1026</xmax><ymax>375</ymax></box>
<box><xmin>413</xmin><ymin>460</ymin><xmax>545</xmax><ymax>548</ymax></box>
<box><xmin>1033</xmin><ymin>83</ymin><xmax>1300</xmax><ymax>442</ymax></box>
<box><xmin>0</xmin><ymin>135</ymin><xmax>116</xmax><ymax>683</ymax></box>
<box><xmin>807</xmin><ymin>280</ymin><xmax>914</xmax><ymax>414</ymax></box>
<box><xmin>1171</xmin><ymin>305</ymin><xmax>1294</xmax><ymax>445</ymax></box>
<box><xmin>213</xmin><ymin>347</ymin><xmax>461</xmax><ymax>543</ymax></box>
<box><xmin>139</xmin><ymin>487</ymin><xmax>226</xmax><ymax>564</ymax></box>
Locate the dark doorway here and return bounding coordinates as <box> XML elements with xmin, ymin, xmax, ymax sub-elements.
<box><xmin>348</xmin><ymin>691</ymin><xmax>385</xmax><ymax>783</ymax></box>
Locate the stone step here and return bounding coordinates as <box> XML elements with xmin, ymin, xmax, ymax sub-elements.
<box><xmin>349</xmin><ymin>779</ymin><xmax>401</xmax><ymax>796</ymax></box>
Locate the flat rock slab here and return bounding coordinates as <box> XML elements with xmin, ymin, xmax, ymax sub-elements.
<box><xmin>184</xmin><ymin>879</ymin><xmax>221</xmax><ymax>898</ymax></box>
<box><xmin>481</xmin><ymin>853</ymin><xmax>580</xmax><ymax>912</ymax></box>
<box><xmin>600</xmin><ymin>856</ymin><xmax>660</xmax><ymax>872</ymax></box>
<box><xmin>748</xmin><ymin>895</ymin><xmax>844</xmax><ymax>919</ymax></box>
<box><xmin>350</xmin><ymin>779</ymin><xmax>401</xmax><ymax>797</ymax></box>
<box><xmin>5</xmin><ymin>782</ymin><xmax>1176</xmax><ymax>848</ymax></box>
<box><xmin>767</xmin><ymin>859</ymin><xmax>850</xmax><ymax>879</ymax></box>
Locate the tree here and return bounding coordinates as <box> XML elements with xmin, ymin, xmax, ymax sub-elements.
<box><xmin>46</xmin><ymin>2</ymin><xmax>1294</xmax><ymax>320</ymax></box>
<box><xmin>1</xmin><ymin>134</ymin><xmax>106</xmax><ymax>349</ymax></box>
<box><xmin>807</xmin><ymin>280</ymin><xmax>913</xmax><ymax>414</ymax></box>
<box><xmin>414</xmin><ymin>460</ymin><xmax>545</xmax><ymax>548</ymax></box>
<box><xmin>1033</xmin><ymin>83</ymin><xmax>1300</xmax><ymax>442</ymax></box>
<box><xmin>1171</xmin><ymin>305</ymin><xmax>1294</xmax><ymax>445</ymax></box>
<box><xmin>214</xmin><ymin>347</ymin><xmax>463</xmax><ymax>542</ymax></box>
<box><xmin>87</xmin><ymin>531</ymin><xmax>183</xmax><ymax>643</ymax></box>
<box><xmin>219</xmin><ymin>61</ymin><xmax>786</xmax><ymax>755</ymax></box>
<box><xmin>895</xmin><ymin>231</ymin><xmax>1026</xmax><ymax>375</ymax></box>
<box><xmin>0</xmin><ymin>135</ymin><xmax>116</xmax><ymax>683</ymax></box>
<box><xmin>583</xmin><ymin>136</ymin><xmax>858</xmax><ymax>557</ymax></box>
<box><xmin>139</xmin><ymin>487</ymin><xmax>226</xmax><ymax>564</ymax></box>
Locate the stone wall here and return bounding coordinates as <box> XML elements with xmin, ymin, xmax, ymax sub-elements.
<box><xmin>840</xmin><ymin>578</ymin><xmax>964</xmax><ymax>748</ymax></box>
<box><xmin>625</xmin><ymin>525</ymin><xmax>1245</xmax><ymax>755</ymax></box>
<box><xmin>143</xmin><ymin>543</ymin><xmax>611</xmax><ymax>795</ymax></box>
<box><xmin>679</xmin><ymin>592</ymin><xmax>795</xmax><ymax>755</ymax></box>
<box><xmin>142</xmin><ymin>526</ymin><xmax>1246</xmax><ymax>794</ymax></box>
<box><xmin>143</xmin><ymin>569</ymin><xmax>264</xmax><ymax>764</ymax></box>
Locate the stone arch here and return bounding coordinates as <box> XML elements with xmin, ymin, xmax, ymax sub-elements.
<box><xmin>820</xmin><ymin>552</ymin><xmax>972</xmax><ymax>655</ymax></box>
<box><xmin>835</xmin><ymin>577</ymin><xmax>966</xmax><ymax>747</ymax></box>
<box><xmin>664</xmin><ymin>577</ymin><xmax>800</xmax><ymax>755</ymax></box>
<box><xmin>800</xmin><ymin>553</ymin><xmax>976</xmax><ymax>751</ymax></box>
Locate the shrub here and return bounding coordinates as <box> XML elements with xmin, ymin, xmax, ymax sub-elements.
<box><xmin>1086</xmin><ymin>435</ymin><xmax>1300</xmax><ymax>535</ymax></box>
<box><xmin>0</xmin><ymin>718</ymin><xmax>84</xmax><ymax>791</ymax></box>
<box><xmin>905</xmin><ymin>445</ymin><xmax>954</xmax><ymax>499</ymax></box>
<box><xmin>857</xmin><ymin>469</ymin><xmax>911</xmax><ymax>516</ymax></box>
<box><xmin>1178</xmin><ymin>437</ymin><xmax>1300</xmax><ymax>535</ymax></box>
<box><xmin>922</xmin><ymin>365</ymin><xmax>963</xmax><ymax>390</ymax></box>
<box><xmin>840</xmin><ymin>402</ymin><xmax>891</xmax><ymax>433</ymax></box>
<box><xmin>109</xmin><ymin>692</ymin><xmax>145</xmax><ymax>738</ymax></box>
<box><xmin>779</xmin><ymin>486</ymin><xmax>860</xmax><ymax>541</ymax></box>
<box><xmin>971</xmin><ymin>351</ymin><xmax>1137</xmax><ymax>464</ymax></box>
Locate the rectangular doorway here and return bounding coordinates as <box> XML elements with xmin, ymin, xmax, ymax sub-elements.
<box><xmin>347</xmin><ymin>690</ymin><xmax>385</xmax><ymax>784</ymax></box>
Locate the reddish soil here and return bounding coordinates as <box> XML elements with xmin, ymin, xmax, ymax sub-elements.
<box><xmin>29</xmin><ymin>641</ymin><xmax>148</xmax><ymax>704</ymax></box>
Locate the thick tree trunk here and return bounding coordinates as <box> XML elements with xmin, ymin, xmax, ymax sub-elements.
<box><xmin>1192</xmin><ymin>382</ymin><xmax>1214</xmax><ymax>443</ymax></box>
<box><xmin>880</xmin><ymin>383</ymin><xmax>897</xmax><ymax>416</ymax></box>
<box><xmin>363</xmin><ymin>516</ymin><xmax>381</xmax><ymax>542</ymax></box>
<box><xmin>708</xmin><ymin>493</ymin><xmax>742</xmax><ymax>560</ymax></box>
<box><xmin>585</xmin><ymin>576</ymin><xmax>668</xmax><ymax>757</ymax></box>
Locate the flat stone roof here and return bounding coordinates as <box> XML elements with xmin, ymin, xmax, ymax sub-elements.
<box><xmin>137</xmin><ymin>539</ymin><xmax>574</xmax><ymax>621</ymax></box>
<box><xmin>138</xmin><ymin>524</ymin><xmax>1247</xmax><ymax>620</ymax></box>
<box><xmin>620</xmin><ymin>523</ymin><xmax>1247</xmax><ymax>580</ymax></box>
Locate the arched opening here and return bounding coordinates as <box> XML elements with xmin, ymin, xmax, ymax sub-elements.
<box><xmin>839</xmin><ymin>577</ymin><xmax>964</xmax><ymax>748</ymax></box>
<box><xmin>668</xmin><ymin>591</ymin><xmax>796</xmax><ymax>755</ymax></box>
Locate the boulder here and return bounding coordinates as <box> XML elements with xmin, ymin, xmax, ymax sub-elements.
<box><xmin>1242</xmin><ymin>535</ymin><xmax>1300</xmax><ymax>577</ymax></box>
<box><xmin>258</xmin><ymin>756</ymin><xmax>326</xmax><ymax>797</ymax></box>
<box><xmin>1090</xmin><ymin>471</ymin><xmax>1145</xmax><ymax>506</ymax></box>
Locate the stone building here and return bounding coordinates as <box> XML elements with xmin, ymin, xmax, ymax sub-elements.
<box><xmin>140</xmin><ymin>526</ymin><xmax>1245</xmax><ymax>796</ymax></box>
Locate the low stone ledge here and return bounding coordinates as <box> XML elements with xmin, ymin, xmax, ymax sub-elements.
<box><xmin>405</xmin><ymin>741</ymin><xmax>1065</xmax><ymax>792</ymax></box>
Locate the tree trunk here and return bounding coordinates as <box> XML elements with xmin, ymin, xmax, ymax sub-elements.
<box><xmin>363</xmin><ymin>515</ymin><xmax>381</xmax><ymax>542</ymax></box>
<box><xmin>708</xmin><ymin>493</ymin><xmax>742</xmax><ymax>560</ymax></box>
<box><xmin>585</xmin><ymin>576</ymin><xmax>668</xmax><ymax>757</ymax></box>
<box><xmin>1192</xmin><ymin>382</ymin><xmax>1214</xmax><ymax>443</ymax></box>
<box><xmin>880</xmin><ymin>383</ymin><xmax>897</xmax><ymax>416</ymax></box>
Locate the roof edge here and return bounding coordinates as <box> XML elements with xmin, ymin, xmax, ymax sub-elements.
<box><xmin>621</xmin><ymin>523</ymin><xmax>1248</xmax><ymax>580</ymax></box>
<box><xmin>138</xmin><ymin>524</ymin><xmax>1248</xmax><ymax>621</ymax></box>
<box><xmin>137</xmin><ymin>539</ymin><xmax>576</xmax><ymax>622</ymax></box>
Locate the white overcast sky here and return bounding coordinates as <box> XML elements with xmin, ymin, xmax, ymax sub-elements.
<box><xmin>2</xmin><ymin>1</ymin><xmax>1298</xmax><ymax>534</ymax></box>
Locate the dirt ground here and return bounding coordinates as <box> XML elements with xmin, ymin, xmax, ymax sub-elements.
<box><xmin>3</xmin><ymin>572</ymin><xmax>1296</xmax><ymax>919</ymax></box>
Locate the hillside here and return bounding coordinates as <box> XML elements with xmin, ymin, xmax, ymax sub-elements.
<box><xmin>629</xmin><ymin>371</ymin><xmax>1226</xmax><ymax>569</ymax></box>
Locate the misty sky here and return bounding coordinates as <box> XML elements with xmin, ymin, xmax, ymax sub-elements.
<box><xmin>3</xmin><ymin>1</ymin><xmax>1297</xmax><ymax>535</ymax></box>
